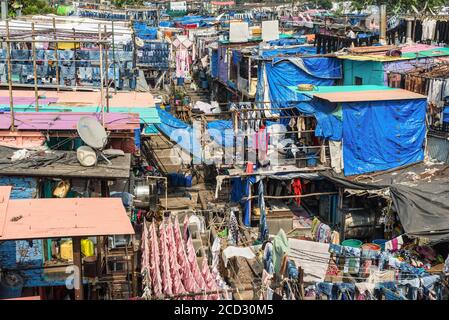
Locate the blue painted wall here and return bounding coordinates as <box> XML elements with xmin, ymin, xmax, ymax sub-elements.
<box><xmin>0</xmin><ymin>177</ymin><xmax>66</xmax><ymax>290</ymax></box>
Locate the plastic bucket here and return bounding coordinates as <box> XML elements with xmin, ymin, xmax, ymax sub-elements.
<box><xmin>201</xmin><ymin>80</ymin><xmax>209</xmax><ymax>89</ymax></box>
<box><xmin>373</xmin><ymin>239</ymin><xmax>387</xmax><ymax>251</ymax></box>
<box><xmin>342</xmin><ymin>239</ymin><xmax>363</xmax><ymax>248</ymax></box>
<box><xmin>306</xmin><ymin>153</ymin><xmax>317</xmax><ymax>167</ymax></box>
<box><xmin>177</xmin><ymin>77</ymin><xmax>184</xmax><ymax>86</ymax></box>
<box><xmin>362</xmin><ymin>243</ymin><xmax>381</xmax><ymax>251</ymax></box>
<box><xmin>361</xmin><ymin>243</ymin><xmax>381</xmax><ymax>259</ymax></box>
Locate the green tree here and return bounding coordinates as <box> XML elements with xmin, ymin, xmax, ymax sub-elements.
<box><xmin>8</xmin><ymin>0</ymin><xmax>55</xmax><ymax>17</ymax></box>
<box><xmin>113</xmin><ymin>0</ymin><xmax>144</xmax><ymax>8</ymax></box>
<box><xmin>347</xmin><ymin>0</ymin><xmax>446</xmax><ymax>15</ymax></box>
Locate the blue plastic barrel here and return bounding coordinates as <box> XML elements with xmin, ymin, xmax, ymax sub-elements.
<box><xmin>177</xmin><ymin>77</ymin><xmax>184</xmax><ymax>86</ymax></box>
<box><xmin>201</xmin><ymin>80</ymin><xmax>208</xmax><ymax>89</ymax></box>
<box><xmin>177</xmin><ymin>173</ymin><xmax>185</xmax><ymax>187</ymax></box>
<box><xmin>184</xmin><ymin>175</ymin><xmax>193</xmax><ymax>187</ymax></box>
<box><xmin>373</xmin><ymin>239</ymin><xmax>387</xmax><ymax>251</ymax></box>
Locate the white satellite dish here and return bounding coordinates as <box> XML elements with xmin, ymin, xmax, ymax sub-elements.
<box><xmin>76</xmin><ymin>117</ymin><xmax>111</xmax><ymax>165</ymax></box>
<box><xmin>77</xmin><ymin>117</ymin><xmax>108</xmax><ymax>149</ymax></box>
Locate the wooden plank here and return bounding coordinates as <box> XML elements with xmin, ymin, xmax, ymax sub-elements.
<box><xmin>73</xmin><ymin>237</ymin><xmax>84</xmax><ymax>300</ymax></box>
<box><xmin>313</xmin><ymin>89</ymin><xmax>427</xmax><ymax>103</ymax></box>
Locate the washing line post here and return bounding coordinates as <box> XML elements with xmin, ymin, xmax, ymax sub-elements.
<box><xmin>112</xmin><ymin>19</ymin><xmax>117</xmax><ymax>94</ymax></box>
<box><xmin>31</xmin><ymin>22</ymin><xmax>39</xmax><ymax>112</ymax></box>
<box><xmin>99</xmin><ymin>24</ymin><xmax>105</xmax><ymax>127</ymax></box>
<box><xmin>52</xmin><ymin>17</ymin><xmax>60</xmax><ymax>91</ymax></box>
<box><xmin>104</xmin><ymin>25</ymin><xmax>110</xmax><ymax>113</ymax></box>
<box><xmin>5</xmin><ymin>19</ymin><xmax>14</xmax><ymax>131</ymax></box>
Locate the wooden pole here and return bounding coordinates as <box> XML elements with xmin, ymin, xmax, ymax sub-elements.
<box><xmin>112</xmin><ymin>19</ymin><xmax>117</xmax><ymax>94</ymax></box>
<box><xmin>104</xmin><ymin>25</ymin><xmax>109</xmax><ymax>113</ymax></box>
<box><xmin>53</xmin><ymin>18</ymin><xmax>60</xmax><ymax>91</ymax></box>
<box><xmin>72</xmin><ymin>236</ymin><xmax>84</xmax><ymax>300</ymax></box>
<box><xmin>5</xmin><ymin>19</ymin><xmax>14</xmax><ymax>131</ymax></box>
<box><xmin>338</xmin><ymin>187</ymin><xmax>346</xmax><ymax>242</ymax></box>
<box><xmin>242</xmin><ymin>191</ymin><xmax>339</xmax><ymax>201</ymax></box>
<box><xmin>31</xmin><ymin>22</ymin><xmax>39</xmax><ymax>112</ymax></box>
<box><xmin>73</xmin><ymin>28</ymin><xmax>77</xmax><ymax>88</ymax></box>
<box><xmin>98</xmin><ymin>25</ymin><xmax>105</xmax><ymax>127</ymax></box>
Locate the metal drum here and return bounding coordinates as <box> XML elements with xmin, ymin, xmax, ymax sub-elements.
<box><xmin>134</xmin><ymin>180</ymin><xmax>158</xmax><ymax>209</ymax></box>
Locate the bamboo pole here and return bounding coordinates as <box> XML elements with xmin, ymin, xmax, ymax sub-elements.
<box><xmin>52</xmin><ymin>17</ymin><xmax>60</xmax><ymax>91</ymax></box>
<box><xmin>104</xmin><ymin>25</ymin><xmax>110</xmax><ymax>113</ymax></box>
<box><xmin>73</xmin><ymin>28</ymin><xmax>77</xmax><ymax>89</ymax></box>
<box><xmin>31</xmin><ymin>22</ymin><xmax>39</xmax><ymax>112</ymax></box>
<box><xmin>242</xmin><ymin>191</ymin><xmax>339</xmax><ymax>201</ymax></box>
<box><xmin>98</xmin><ymin>25</ymin><xmax>105</xmax><ymax>127</ymax></box>
<box><xmin>5</xmin><ymin>20</ymin><xmax>14</xmax><ymax>131</ymax></box>
<box><xmin>112</xmin><ymin>19</ymin><xmax>117</xmax><ymax>94</ymax></box>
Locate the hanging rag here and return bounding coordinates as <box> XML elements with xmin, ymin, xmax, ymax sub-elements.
<box><xmin>273</xmin><ymin>229</ymin><xmax>289</xmax><ymax>275</ymax></box>
<box><xmin>291</xmin><ymin>179</ymin><xmax>303</xmax><ymax>206</ymax></box>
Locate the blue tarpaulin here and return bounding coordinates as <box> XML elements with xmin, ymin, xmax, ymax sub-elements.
<box><xmin>260</xmin><ymin>46</ymin><xmax>317</xmax><ymax>59</ymax></box>
<box><xmin>134</xmin><ymin>21</ymin><xmax>158</xmax><ymax>40</ymax></box>
<box><xmin>207</xmin><ymin>120</ymin><xmax>234</xmax><ymax>147</ymax></box>
<box><xmin>342</xmin><ymin>99</ymin><xmax>427</xmax><ymax>176</ymax></box>
<box><xmin>296</xmin><ymin>100</ymin><xmax>343</xmax><ymax>141</ymax></box>
<box><xmin>256</xmin><ymin>57</ymin><xmax>342</xmax><ymax>122</ymax></box>
<box><xmin>173</xmin><ymin>16</ymin><xmax>216</xmax><ymax>27</ymax></box>
<box><xmin>155</xmin><ymin>108</ymin><xmax>202</xmax><ymax>161</ymax></box>
<box><xmin>211</xmin><ymin>49</ymin><xmax>218</xmax><ymax>78</ymax></box>
<box><xmin>267</xmin><ymin>38</ymin><xmax>307</xmax><ymax>47</ymax></box>
<box><xmin>159</xmin><ymin>21</ymin><xmax>175</xmax><ymax>28</ymax></box>
<box><xmin>443</xmin><ymin>107</ymin><xmax>449</xmax><ymax>123</ymax></box>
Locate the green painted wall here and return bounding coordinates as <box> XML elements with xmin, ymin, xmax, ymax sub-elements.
<box><xmin>343</xmin><ymin>60</ymin><xmax>385</xmax><ymax>86</ymax></box>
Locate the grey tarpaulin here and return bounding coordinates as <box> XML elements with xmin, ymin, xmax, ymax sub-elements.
<box><xmin>319</xmin><ymin>164</ymin><xmax>449</xmax><ymax>244</ymax></box>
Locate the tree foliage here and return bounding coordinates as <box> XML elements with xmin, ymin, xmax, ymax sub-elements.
<box><xmin>349</xmin><ymin>0</ymin><xmax>447</xmax><ymax>15</ymax></box>
<box><xmin>112</xmin><ymin>0</ymin><xmax>145</xmax><ymax>8</ymax></box>
<box><xmin>8</xmin><ymin>0</ymin><xmax>55</xmax><ymax>16</ymax></box>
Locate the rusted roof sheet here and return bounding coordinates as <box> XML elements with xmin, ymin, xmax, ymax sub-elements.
<box><xmin>313</xmin><ymin>89</ymin><xmax>427</xmax><ymax>103</ymax></box>
<box><xmin>0</xmin><ymin>186</ymin><xmax>11</xmax><ymax>238</ymax></box>
<box><xmin>0</xmin><ymin>187</ymin><xmax>134</xmax><ymax>240</ymax></box>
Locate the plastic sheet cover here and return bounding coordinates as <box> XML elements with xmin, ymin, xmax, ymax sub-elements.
<box><xmin>320</xmin><ymin>165</ymin><xmax>449</xmax><ymax>244</ymax></box>
<box><xmin>257</xmin><ymin>57</ymin><xmax>342</xmax><ymax>115</ymax></box>
<box><xmin>207</xmin><ymin>120</ymin><xmax>234</xmax><ymax>147</ymax></box>
<box><xmin>260</xmin><ymin>46</ymin><xmax>317</xmax><ymax>58</ymax></box>
<box><xmin>342</xmin><ymin>99</ymin><xmax>427</xmax><ymax>176</ymax></box>
<box><xmin>155</xmin><ymin>108</ymin><xmax>202</xmax><ymax>161</ymax></box>
<box><xmin>211</xmin><ymin>50</ymin><xmax>219</xmax><ymax>78</ymax></box>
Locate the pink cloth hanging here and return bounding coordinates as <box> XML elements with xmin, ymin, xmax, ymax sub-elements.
<box><xmin>159</xmin><ymin>223</ymin><xmax>173</xmax><ymax>296</ymax></box>
<box><xmin>149</xmin><ymin>222</ymin><xmax>162</xmax><ymax>296</ymax></box>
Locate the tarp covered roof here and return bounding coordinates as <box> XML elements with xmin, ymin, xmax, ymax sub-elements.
<box><xmin>319</xmin><ymin>163</ymin><xmax>449</xmax><ymax>244</ymax></box>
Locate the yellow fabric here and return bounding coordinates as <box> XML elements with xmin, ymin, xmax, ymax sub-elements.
<box><xmin>60</xmin><ymin>240</ymin><xmax>73</xmax><ymax>261</ymax></box>
<box><xmin>81</xmin><ymin>239</ymin><xmax>95</xmax><ymax>257</ymax></box>
<box><xmin>311</xmin><ymin>217</ymin><xmax>320</xmax><ymax>239</ymax></box>
<box><xmin>57</xmin><ymin>42</ymin><xmax>80</xmax><ymax>50</ymax></box>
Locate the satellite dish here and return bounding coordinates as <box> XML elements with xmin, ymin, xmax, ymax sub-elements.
<box><xmin>77</xmin><ymin>117</ymin><xmax>108</xmax><ymax>150</ymax></box>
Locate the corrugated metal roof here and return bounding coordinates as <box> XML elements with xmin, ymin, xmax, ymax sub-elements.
<box><xmin>0</xmin><ymin>186</ymin><xmax>134</xmax><ymax>240</ymax></box>
<box><xmin>0</xmin><ymin>112</ymin><xmax>140</xmax><ymax>131</ymax></box>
